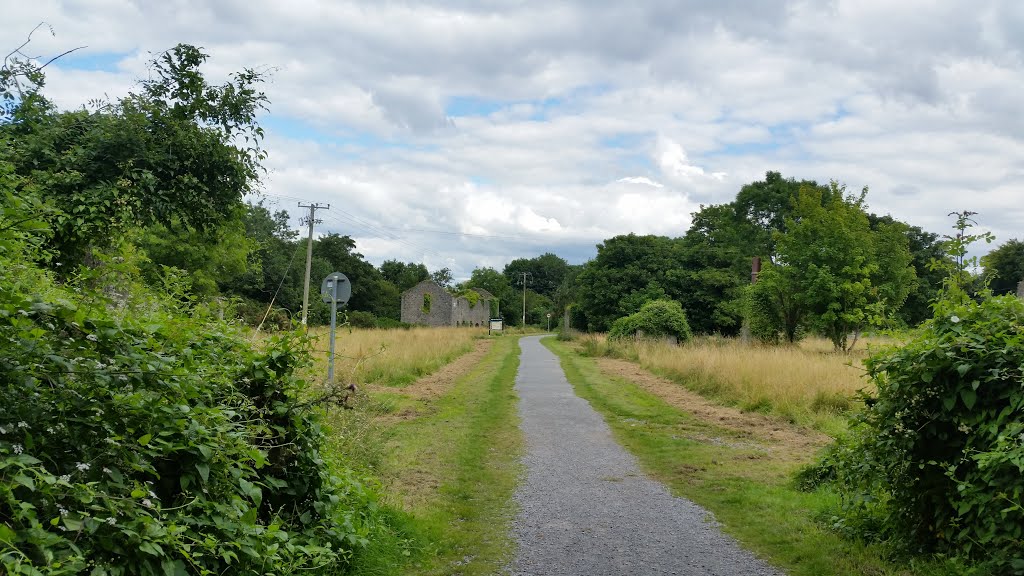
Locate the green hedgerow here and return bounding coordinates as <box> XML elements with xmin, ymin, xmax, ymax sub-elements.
<box><xmin>825</xmin><ymin>295</ymin><xmax>1024</xmax><ymax>573</ymax></box>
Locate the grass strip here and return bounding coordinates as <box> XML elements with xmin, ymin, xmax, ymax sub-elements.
<box><xmin>542</xmin><ymin>336</ymin><xmax>935</xmax><ymax>576</ymax></box>
<box><xmin>373</xmin><ymin>335</ymin><xmax>523</xmax><ymax>575</ymax></box>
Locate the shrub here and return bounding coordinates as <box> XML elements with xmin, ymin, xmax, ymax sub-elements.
<box><xmin>608</xmin><ymin>299</ymin><xmax>692</xmax><ymax>343</ymax></box>
<box><xmin>826</xmin><ymin>295</ymin><xmax>1024</xmax><ymax>572</ymax></box>
<box><xmin>347</xmin><ymin>310</ymin><xmax>378</xmax><ymax>328</ymax></box>
<box><xmin>0</xmin><ymin>263</ymin><xmax>382</xmax><ymax>574</ymax></box>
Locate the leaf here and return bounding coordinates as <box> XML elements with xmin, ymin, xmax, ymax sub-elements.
<box><xmin>0</xmin><ymin>524</ymin><xmax>15</xmax><ymax>543</ymax></box>
<box><xmin>960</xmin><ymin>388</ymin><xmax>977</xmax><ymax>410</ymax></box>
<box><xmin>13</xmin><ymin>474</ymin><xmax>35</xmax><ymax>491</ymax></box>
<box><xmin>195</xmin><ymin>462</ymin><xmax>209</xmax><ymax>483</ymax></box>
<box><xmin>137</xmin><ymin>433</ymin><xmax>153</xmax><ymax>446</ymax></box>
<box><xmin>956</xmin><ymin>363</ymin><xmax>971</xmax><ymax>376</ymax></box>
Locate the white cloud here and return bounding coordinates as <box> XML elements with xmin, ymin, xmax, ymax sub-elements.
<box><xmin>3</xmin><ymin>0</ymin><xmax>1024</xmax><ymax>278</ymax></box>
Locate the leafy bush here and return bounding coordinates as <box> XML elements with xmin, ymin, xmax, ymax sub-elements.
<box><xmin>745</xmin><ymin>280</ymin><xmax>783</xmax><ymax>344</ymax></box>
<box><xmin>608</xmin><ymin>299</ymin><xmax>692</xmax><ymax>343</ymax></box>
<box><xmin>346</xmin><ymin>310</ymin><xmax>378</xmax><ymax>329</ymax></box>
<box><xmin>0</xmin><ymin>254</ymin><xmax>382</xmax><ymax>574</ymax></box>
<box><xmin>824</xmin><ymin>295</ymin><xmax>1024</xmax><ymax>572</ymax></box>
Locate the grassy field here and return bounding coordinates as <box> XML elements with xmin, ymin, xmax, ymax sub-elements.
<box><xmin>576</xmin><ymin>333</ymin><xmax>896</xmax><ymax>434</ymax></box>
<box><xmin>305</xmin><ymin>325</ymin><xmax>484</xmax><ymax>387</ymax></box>
<box><xmin>542</xmin><ymin>336</ymin><xmax>956</xmax><ymax>576</ymax></box>
<box><xmin>300</xmin><ymin>327</ymin><xmax>522</xmax><ymax>575</ymax></box>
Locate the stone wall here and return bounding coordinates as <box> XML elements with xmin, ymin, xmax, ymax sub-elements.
<box><xmin>452</xmin><ymin>296</ymin><xmax>490</xmax><ymax>326</ymax></box>
<box><xmin>400</xmin><ymin>281</ymin><xmax>453</xmax><ymax>326</ymax></box>
<box><xmin>1017</xmin><ymin>279</ymin><xmax>1024</xmax><ymax>300</ymax></box>
<box><xmin>400</xmin><ymin>282</ymin><xmax>493</xmax><ymax>327</ymax></box>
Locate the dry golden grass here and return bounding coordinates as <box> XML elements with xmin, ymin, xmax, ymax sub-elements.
<box><xmin>304</xmin><ymin>326</ymin><xmax>485</xmax><ymax>387</ymax></box>
<box><xmin>577</xmin><ymin>333</ymin><xmax>897</xmax><ymax>432</ymax></box>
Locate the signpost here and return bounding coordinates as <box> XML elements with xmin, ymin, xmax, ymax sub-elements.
<box><xmin>488</xmin><ymin>318</ymin><xmax>504</xmax><ymax>335</ymax></box>
<box><xmin>546</xmin><ymin>313</ymin><xmax>551</xmax><ymax>332</ymax></box>
<box><xmin>320</xmin><ymin>272</ymin><xmax>351</xmax><ymax>384</ymax></box>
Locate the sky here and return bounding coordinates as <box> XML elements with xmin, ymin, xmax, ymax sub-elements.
<box><xmin>3</xmin><ymin>1</ymin><xmax>1023</xmax><ymax>280</ymax></box>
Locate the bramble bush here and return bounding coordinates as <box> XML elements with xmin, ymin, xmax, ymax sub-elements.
<box><xmin>822</xmin><ymin>296</ymin><xmax>1024</xmax><ymax>572</ymax></box>
<box><xmin>810</xmin><ymin>215</ymin><xmax>1023</xmax><ymax>573</ymax></box>
<box><xmin>0</xmin><ymin>182</ymin><xmax>386</xmax><ymax>574</ymax></box>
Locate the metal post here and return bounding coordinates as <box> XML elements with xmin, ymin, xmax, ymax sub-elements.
<box><xmin>328</xmin><ymin>280</ymin><xmax>337</xmax><ymax>383</ymax></box>
<box><xmin>299</xmin><ymin>202</ymin><xmax>329</xmax><ymax>327</ymax></box>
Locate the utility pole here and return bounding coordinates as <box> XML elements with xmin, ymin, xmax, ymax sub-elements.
<box><xmin>520</xmin><ymin>271</ymin><xmax>532</xmax><ymax>328</ymax></box>
<box><xmin>299</xmin><ymin>202</ymin><xmax>329</xmax><ymax>327</ymax></box>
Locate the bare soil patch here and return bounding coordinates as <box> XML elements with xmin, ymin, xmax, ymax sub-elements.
<box><xmin>594</xmin><ymin>356</ymin><xmax>830</xmax><ymax>461</ymax></box>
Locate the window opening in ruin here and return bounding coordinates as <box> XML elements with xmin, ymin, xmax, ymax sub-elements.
<box><xmin>422</xmin><ymin>293</ymin><xmax>432</xmax><ymax>314</ymax></box>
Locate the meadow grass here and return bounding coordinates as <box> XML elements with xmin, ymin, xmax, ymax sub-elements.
<box><xmin>305</xmin><ymin>325</ymin><xmax>485</xmax><ymax>387</ymax></box>
<box><xmin>309</xmin><ymin>328</ymin><xmax>522</xmax><ymax>575</ymax></box>
<box><xmin>576</xmin><ymin>333</ymin><xmax>897</xmax><ymax>434</ymax></box>
<box><xmin>542</xmin><ymin>337</ymin><xmax>956</xmax><ymax>576</ymax></box>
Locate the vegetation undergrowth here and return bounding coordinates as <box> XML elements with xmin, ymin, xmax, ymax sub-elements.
<box><xmin>319</xmin><ymin>335</ymin><xmax>523</xmax><ymax>575</ymax></box>
<box><xmin>542</xmin><ymin>337</ymin><xmax>961</xmax><ymax>576</ymax></box>
<box><xmin>577</xmin><ymin>333</ymin><xmax>876</xmax><ymax>434</ymax></box>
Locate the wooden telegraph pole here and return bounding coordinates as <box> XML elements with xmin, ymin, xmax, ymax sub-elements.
<box><xmin>299</xmin><ymin>202</ymin><xmax>329</xmax><ymax>327</ymax></box>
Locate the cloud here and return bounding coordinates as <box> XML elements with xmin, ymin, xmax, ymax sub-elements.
<box><xmin>3</xmin><ymin>0</ymin><xmax>1024</xmax><ymax>278</ymax></box>
<box><xmin>616</xmin><ymin>176</ymin><xmax>664</xmax><ymax>187</ymax></box>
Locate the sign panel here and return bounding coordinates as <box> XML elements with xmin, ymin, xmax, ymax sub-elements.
<box><xmin>489</xmin><ymin>318</ymin><xmax>504</xmax><ymax>332</ymax></box>
<box><xmin>320</xmin><ymin>272</ymin><xmax>352</xmax><ymax>305</ymax></box>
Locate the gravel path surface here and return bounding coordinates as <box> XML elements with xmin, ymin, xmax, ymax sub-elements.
<box><xmin>509</xmin><ymin>336</ymin><xmax>785</xmax><ymax>576</ymax></box>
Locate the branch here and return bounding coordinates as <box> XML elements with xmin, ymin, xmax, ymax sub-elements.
<box><xmin>37</xmin><ymin>46</ymin><xmax>88</xmax><ymax>71</ymax></box>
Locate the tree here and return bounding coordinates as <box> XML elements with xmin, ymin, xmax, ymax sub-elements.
<box><xmin>430</xmin><ymin>266</ymin><xmax>454</xmax><ymax>289</ymax></box>
<box><xmin>983</xmin><ymin>238</ymin><xmax>1024</xmax><ymax>296</ymax></box>
<box><xmin>379</xmin><ymin>260</ymin><xmax>429</xmax><ymax>292</ymax></box>
<box><xmin>575</xmin><ymin>234</ymin><xmax>684</xmax><ymax>331</ymax></box>
<box><xmin>770</xmin><ymin>183</ymin><xmax>915</xmax><ymax>351</ymax></box>
<box><xmin>503</xmin><ymin>253</ymin><xmax>570</xmax><ymax>298</ymax></box>
<box><xmin>1</xmin><ymin>44</ymin><xmax>269</xmax><ymax>266</ymax></box>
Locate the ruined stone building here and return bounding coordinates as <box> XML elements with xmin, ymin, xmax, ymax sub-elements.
<box><xmin>400</xmin><ymin>280</ymin><xmax>493</xmax><ymax>326</ymax></box>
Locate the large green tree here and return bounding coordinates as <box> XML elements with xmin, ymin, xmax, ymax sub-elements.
<box><xmin>503</xmin><ymin>252</ymin><xmax>571</xmax><ymax>299</ymax></box>
<box><xmin>983</xmin><ymin>238</ymin><xmax>1024</xmax><ymax>296</ymax></box>
<box><xmin>575</xmin><ymin>234</ymin><xmax>684</xmax><ymax>332</ymax></box>
<box><xmin>766</xmin><ymin>183</ymin><xmax>915</xmax><ymax>351</ymax></box>
<box><xmin>379</xmin><ymin>259</ymin><xmax>429</xmax><ymax>292</ymax></box>
<box><xmin>2</xmin><ymin>44</ymin><xmax>269</xmax><ymax>266</ymax></box>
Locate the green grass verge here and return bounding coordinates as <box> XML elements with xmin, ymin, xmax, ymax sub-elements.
<box><xmin>541</xmin><ymin>336</ymin><xmax>953</xmax><ymax>576</ymax></box>
<box><xmin>361</xmin><ymin>335</ymin><xmax>523</xmax><ymax>575</ymax></box>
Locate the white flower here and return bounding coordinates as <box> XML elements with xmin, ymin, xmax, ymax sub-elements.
<box><xmin>951</xmin><ymin>315</ymin><xmax>961</xmax><ymax>323</ymax></box>
<box><xmin>141</xmin><ymin>499</ymin><xmax>153</xmax><ymax>508</ymax></box>
<box><xmin>106</xmin><ymin>517</ymin><xmax>117</xmax><ymax>526</ymax></box>
<box><xmin>17</xmin><ymin>421</ymin><xmax>28</xmax><ymax>429</ymax></box>
<box><xmin>59</xmin><ymin>474</ymin><xmax>70</xmax><ymax>482</ymax></box>
<box><xmin>12</xmin><ymin>444</ymin><xmax>23</xmax><ymax>455</ymax></box>
<box><xmin>102</xmin><ymin>467</ymin><xmax>112</xmax><ymax>475</ymax></box>
<box><xmin>0</xmin><ymin>426</ymin><xmax>7</xmax><ymax>434</ymax></box>
<box><xmin>46</xmin><ymin>427</ymin><xmax>55</xmax><ymax>434</ymax></box>
<box><xmin>76</xmin><ymin>462</ymin><xmax>90</xmax><ymax>471</ymax></box>
<box><xmin>148</xmin><ymin>490</ymin><xmax>157</xmax><ymax>499</ymax></box>
<box><xmin>57</xmin><ymin>506</ymin><xmax>68</xmax><ymax>517</ymax></box>
<box><xmin>86</xmin><ymin>334</ymin><xmax>98</xmax><ymax>342</ymax></box>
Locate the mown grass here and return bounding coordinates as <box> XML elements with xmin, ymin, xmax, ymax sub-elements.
<box><xmin>316</xmin><ymin>331</ymin><xmax>522</xmax><ymax>575</ymax></box>
<box><xmin>576</xmin><ymin>333</ymin><xmax>896</xmax><ymax>434</ymax></box>
<box><xmin>306</xmin><ymin>326</ymin><xmax>483</xmax><ymax>387</ymax></box>
<box><xmin>544</xmin><ymin>336</ymin><xmax>960</xmax><ymax>576</ymax></box>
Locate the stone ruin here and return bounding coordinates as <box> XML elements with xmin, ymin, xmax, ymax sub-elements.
<box><xmin>400</xmin><ymin>280</ymin><xmax>493</xmax><ymax>327</ymax></box>
<box><xmin>1018</xmin><ymin>279</ymin><xmax>1024</xmax><ymax>300</ymax></box>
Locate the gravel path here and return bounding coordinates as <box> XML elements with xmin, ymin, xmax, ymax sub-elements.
<box><xmin>509</xmin><ymin>336</ymin><xmax>784</xmax><ymax>576</ymax></box>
